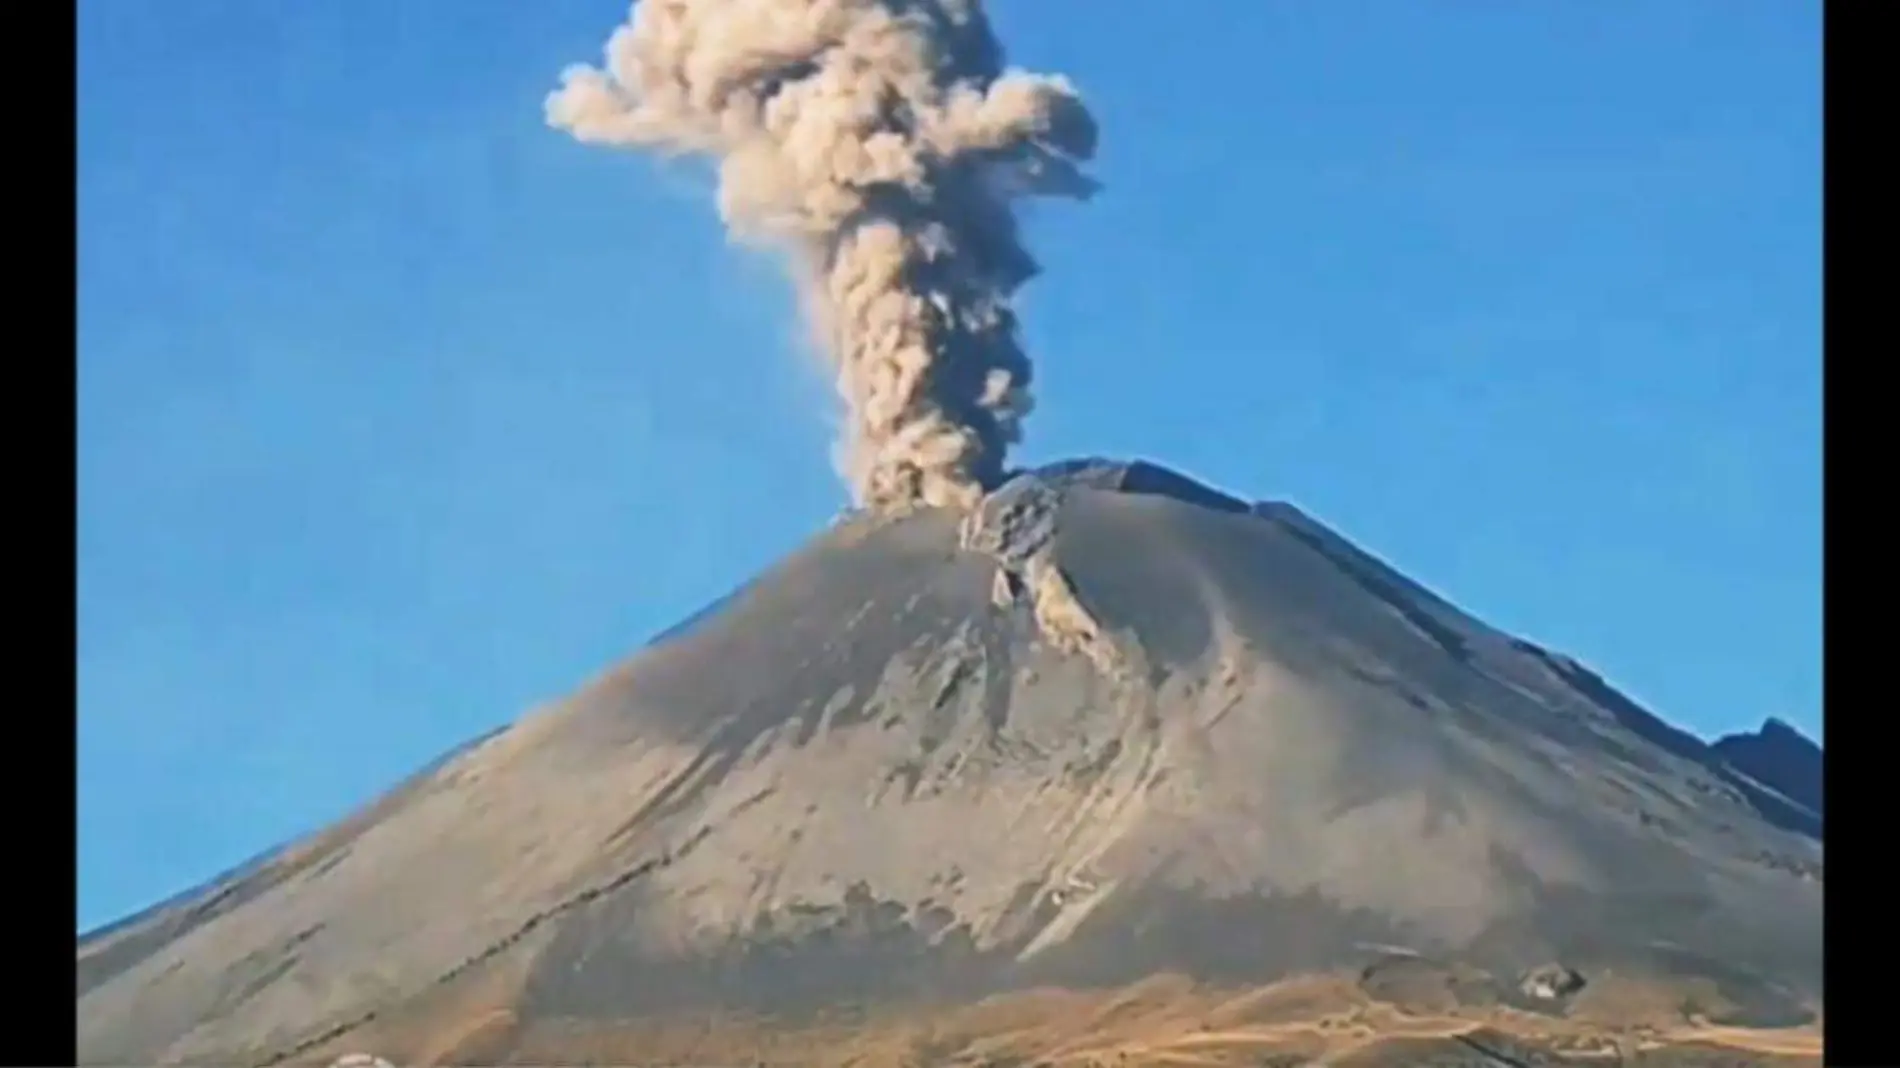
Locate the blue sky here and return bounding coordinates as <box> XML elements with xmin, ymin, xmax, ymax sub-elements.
<box><xmin>77</xmin><ymin>2</ymin><xmax>1821</xmax><ymax>931</ymax></box>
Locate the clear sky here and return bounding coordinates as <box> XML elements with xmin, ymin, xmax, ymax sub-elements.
<box><xmin>77</xmin><ymin>1</ymin><xmax>1821</xmax><ymax>931</ymax></box>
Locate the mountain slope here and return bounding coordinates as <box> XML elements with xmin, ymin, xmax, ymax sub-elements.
<box><xmin>76</xmin><ymin>460</ymin><xmax>1822</xmax><ymax>1066</ymax></box>
<box><xmin>1714</xmin><ymin>717</ymin><xmax>1823</xmax><ymax>822</ymax></box>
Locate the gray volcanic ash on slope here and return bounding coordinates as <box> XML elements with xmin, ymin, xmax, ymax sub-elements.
<box><xmin>547</xmin><ymin>0</ymin><xmax>1096</xmax><ymax>513</ymax></box>
<box><xmin>76</xmin><ymin>461</ymin><xmax>1822</xmax><ymax>1066</ymax></box>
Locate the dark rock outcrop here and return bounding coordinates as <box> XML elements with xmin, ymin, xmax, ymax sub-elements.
<box><xmin>1715</xmin><ymin>717</ymin><xmax>1823</xmax><ymax>822</ymax></box>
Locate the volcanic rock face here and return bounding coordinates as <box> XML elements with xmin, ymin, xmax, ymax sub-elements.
<box><xmin>75</xmin><ymin>461</ymin><xmax>1823</xmax><ymax>1066</ymax></box>
<box><xmin>1714</xmin><ymin>717</ymin><xmax>1823</xmax><ymax>823</ymax></box>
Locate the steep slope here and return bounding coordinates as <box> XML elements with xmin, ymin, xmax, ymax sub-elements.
<box><xmin>76</xmin><ymin>461</ymin><xmax>1822</xmax><ymax>1066</ymax></box>
<box><xmin>1714</xmin><ymin>717</ymin><xmax>1824</xmax><ymax>823</ymax></box>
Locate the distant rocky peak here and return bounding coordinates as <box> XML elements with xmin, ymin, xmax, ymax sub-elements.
<box><xmin>1713</xmin><ymin>716</ymin><xmax>1823</xmax><ymax>819</ymax></box>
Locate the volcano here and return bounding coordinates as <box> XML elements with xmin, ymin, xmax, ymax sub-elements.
<box><xmin>76</xmin><ymin>460</ymin><xmax>1823</xmax><ymax>1067</ymax></box>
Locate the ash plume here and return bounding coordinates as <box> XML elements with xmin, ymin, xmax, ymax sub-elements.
<box><xmin>547</xmin><ymin>0</ymin><xmax>1098</xmax><ymax>513</ymax></box>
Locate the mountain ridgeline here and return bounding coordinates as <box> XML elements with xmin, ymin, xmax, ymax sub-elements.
<box><xmin>76</xmin><ymin>460</ymin><xmax>1822</xmax><ymax>1067</ymax></box>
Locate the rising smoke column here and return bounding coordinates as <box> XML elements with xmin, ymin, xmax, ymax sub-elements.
<box><xmin>547</xmin><ymin>0</ymin><xmax>1098</xmax><ymax>513</ymax></box>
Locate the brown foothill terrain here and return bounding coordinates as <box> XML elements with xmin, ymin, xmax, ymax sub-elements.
<box><xmin>76</xmin><ymin>460</ymin><xmax>1823</xmax><ymax>1066</ymax></box>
